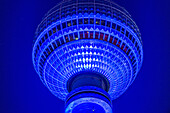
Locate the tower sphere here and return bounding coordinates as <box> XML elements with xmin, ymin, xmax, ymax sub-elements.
<box><xmin>32</xmin><ymin>0</ymin><xmax>143</xmax><ymax>112</ymax></box>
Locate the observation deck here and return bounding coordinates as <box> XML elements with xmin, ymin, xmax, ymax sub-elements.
<box><xmin>32</xmin><ymin>0</ymin><xmax>143</xmax><ymax>105</ymax></box>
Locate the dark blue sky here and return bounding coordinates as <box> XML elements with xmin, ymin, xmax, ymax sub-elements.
<box><xmin>0</xmin><ymin>0</ymin><xmax>170</xmax><ymax>113</ymax></box>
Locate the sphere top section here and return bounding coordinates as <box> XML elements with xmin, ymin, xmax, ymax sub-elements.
<box><xmin>33</xmin><ymin>0</ymin><xmax>141</xmax><ymax>44</ymax></box>
<box><xmin>32</xmin><ymin>0</ymin><xmax>143</xmax><ymax>100</ymax></box>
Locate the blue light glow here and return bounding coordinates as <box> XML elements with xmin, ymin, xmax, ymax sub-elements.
<box><xmin>65</xmin><ymin>97</ymin><xmax>112</xmax><ymax>113</ymax></box>
<box><xmin>65</xmin><ymin>86</ymin><xmax>112</xmax><ymax>113</ymax></box>
<box><xmin>32</xmin><ymin>0</ymin><xmax>143</xmax><ymax>112</ymax></box>
<box><xmin>41</xmin><ymin>39</ymin><xmax>133</xmax><ymax>100</ymax></box>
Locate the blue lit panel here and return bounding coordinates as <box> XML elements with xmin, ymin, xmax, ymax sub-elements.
<box><xmin>65</xmin><ymin>86</ymin><xmax>112</xmax><ymax>113</ymax></box>
<box><xmin>32</xmin><ymin>0</ymin><xmax>143</xmax><ymax>102</ymax></box>
<box><xmin>65</xmin><ymin>97</ymin><xmax>112</xmax><ymax>113</ymax></box>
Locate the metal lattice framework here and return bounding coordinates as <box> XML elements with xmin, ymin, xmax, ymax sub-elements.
<box><xmin>32</xmin><ymin>0</ymin><xmax>143</xmax><ymax>101</ymax></box>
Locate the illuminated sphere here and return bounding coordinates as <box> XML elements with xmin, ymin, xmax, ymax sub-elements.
<box><xmin>32</xmin><ymin>0</ymin><xmax>143</xmax><ymax>112</ymax></box>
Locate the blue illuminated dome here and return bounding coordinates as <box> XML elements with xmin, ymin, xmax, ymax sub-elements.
<box><xmin>32</xmin><ymin>0</ymin><xmax>143</xmax><ymax>112</ymax></box>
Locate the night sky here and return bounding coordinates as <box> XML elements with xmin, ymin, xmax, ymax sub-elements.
<box><xmin>0</xmin><ymin>0</ymin><xmax>170</xmax><ymax>113</ymax></box>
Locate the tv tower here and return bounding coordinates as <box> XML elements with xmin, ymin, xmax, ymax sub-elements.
<box><xmin>32</xmin><ymin>0</ymin><xmax>143</xmax><ymax>112</ymax></box>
